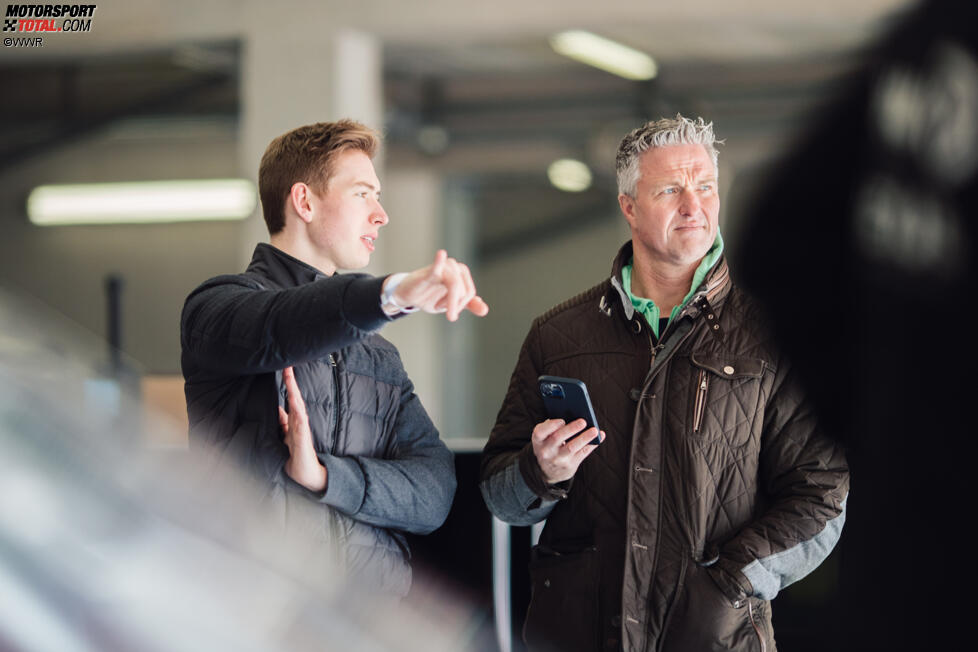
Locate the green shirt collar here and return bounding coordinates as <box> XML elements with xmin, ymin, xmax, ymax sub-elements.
<box><xmin>621</xmin><ymin>232</ymin><xmax>724</xmax><ymax>338</ymax></box>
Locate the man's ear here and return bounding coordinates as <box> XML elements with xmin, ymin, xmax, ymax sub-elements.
<box><xmin>618</xmin><ymin>193</ymin><xmax>636</xmax><ymax>229</ymax></box>
<box><xmin>289</xmin><ymin>182</ymin><xmax>315</xmax><ymax>224</ymax></box>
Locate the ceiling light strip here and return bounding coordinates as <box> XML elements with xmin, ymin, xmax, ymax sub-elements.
<box><xmin>27</xmin><ymin>179</ymin><xmax>257</xmax><ymax>225</ymax></box>
<box><xmin>550</xmin><ymin>30</ymin><xmax>658</xmax><ymax>81</ymax></box>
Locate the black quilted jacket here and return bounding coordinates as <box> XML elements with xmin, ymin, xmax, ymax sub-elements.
<box><xmin>182</xmin><ymin>244</ymin><xmax>456</xmax><ymax>596</ymax></box>
<box><xmin>481</xmin><ymin>241</ymin><xmax>849</xmax><ymax>652</ymax></box>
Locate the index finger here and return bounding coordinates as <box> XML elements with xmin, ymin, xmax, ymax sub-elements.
<box><xmin>536</xmin><ymin>419</ymin><xmax>590</xmax><ymax>452</ymax></box>
<box><xmin>466</xmin><ymin>295</ymin><xmax>489</xmax><ymax>317</ymax></box>
<box><xmin>283</xmin><ymin>367</ymin><xmax>308</xmax><ymax>418</ymax></box>
<box><xmin>278</xmin><ymin>405</ymin><xmax>289</xmax><ymax>433</ymax></box>
<box><xmin>562</xmin><ymin>427</ymin><xmax>601</xmax><ymax>454</ymax></box>
<box><xmin>531</xmin><ymin>418</ymin><xmax>566</xmax><ymax>443</ymax></box>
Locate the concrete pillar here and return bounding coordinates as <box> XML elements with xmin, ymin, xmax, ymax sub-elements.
<box><xmin>379</xmin><ymin>169</ymin><xmax>451</xmax><ymax>434</ymax></box>
<box><xmin>238</xmin><ymin>9</ymin><xmax>383</xmax><ymax>264</ymax></box>
<box><xmin>440</xmin><ymin>182</ymin><xmax>479</xmax><ymax>441</ymax></box>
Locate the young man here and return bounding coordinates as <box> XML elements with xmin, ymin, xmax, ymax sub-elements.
<box><xmin>480</xmin><ymin>115</ymin><xmax>849</xmax><ymax>651</ymax></box>
<box><xmin>181</xmin><ymin>119</ymin><xmax>488</xmax><ymax>596</ymax></box>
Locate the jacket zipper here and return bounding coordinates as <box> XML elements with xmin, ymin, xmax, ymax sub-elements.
<box><xmin>327</xmin><ymin>353</ymin><xmax>339</xmax><ymax>449</ymax></box>
<box><xmin>748</xmin><ymin>600</ymin><xmax>767</xmax><ymax>652</ymax></box>
<box><xmin>647</xmin><ymin>330</ymin><xmax>666</xmax><ymax>370</ymax></box>
<box><xmin>693</xmin><ymin>369</ymin><xmax>708</xmax><ymax>433</ymax></box>
<box><xmin>629</xmin><ymin>309</ymin><xmax>699</xmax><ymax>652</ymax></box>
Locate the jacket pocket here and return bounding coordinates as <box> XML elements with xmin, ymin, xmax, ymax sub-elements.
<box><xmin>689</xmin><ymin>355</ymin><xmax>766</xmax><ymax>447</ymax></box>
<box><xmin>660</xmin><ymin>563</ymin><xmax>761</xmax><ymax>652</ymax></box>
<box><xmin>523</xmin><ymin>545</ymin><xmax>600</xmax><ymax>652</ymax></box>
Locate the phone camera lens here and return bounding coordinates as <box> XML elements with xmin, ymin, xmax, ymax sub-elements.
<box><xmin>546</xmin><ymin>383</ymin><xmax>564</xmax><ymax>399</ymax></box>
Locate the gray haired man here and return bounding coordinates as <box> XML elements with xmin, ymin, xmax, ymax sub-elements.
<box><xmin>480</xmin><ymin>115</ymin><xmax>849</xmax><ymax>652</ymax></box>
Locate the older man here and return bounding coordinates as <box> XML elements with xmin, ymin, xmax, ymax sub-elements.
<box><xmin>480</xmin><ymin>115</ymin><xmax>848</xmax><ymax>652</ymax></box>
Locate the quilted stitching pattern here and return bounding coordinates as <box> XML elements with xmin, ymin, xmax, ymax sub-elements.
<box><xmin>536</xmin><ymin>286</ymin><xmax>650</xmax><ymax>532</ymax></box>
<box><xmin>483</xmin><ymin>266</ymin><xmax>848</xmax><ymax>651</ymax></box>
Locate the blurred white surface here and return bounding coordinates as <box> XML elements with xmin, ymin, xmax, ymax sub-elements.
<box><xmin>0</xmin><ymin>287</ymin><xmax>480</xmax><ymax>652</ymax></box>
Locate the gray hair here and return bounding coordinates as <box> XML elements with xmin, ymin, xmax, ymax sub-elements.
<box><xmin>615</xmin><ymin>114</ymin><xmax>721</xmax><ymax>197</ymax></box>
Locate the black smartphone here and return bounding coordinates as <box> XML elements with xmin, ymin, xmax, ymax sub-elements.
<box><xmin>538</xmin><ymin>375</ymin><xmax>602</xmax><ymax>446</ymax></box>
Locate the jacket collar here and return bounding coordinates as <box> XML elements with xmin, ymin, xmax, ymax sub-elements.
<box><xmin>608</xmin><ymin>241</ymin><xmax>638</xmax><ymax>320</ymax></box>
<box><xmin>604</xmin><ymin>240</ymin><xmax>732</xmax><ymax>322</ymax></box>
<box><xmin>245</xmin><ymin>243</ymin><xmax>329</xmax><ymax>288</ymax></box>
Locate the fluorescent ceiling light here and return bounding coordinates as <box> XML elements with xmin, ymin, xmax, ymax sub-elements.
<box><xmin>548</xmin><ymin>159</ymin><xmax>592</xmax><ymax>192</ymax></box>
<box><xmin>550</xmin><ymin>30</ymin><xmax>657</xmax><ymax>81</ymax></box>
<box><xmin>27</xmin><ymin>179</ymin><xmax>256</xmax><ymax>226</ymax></box>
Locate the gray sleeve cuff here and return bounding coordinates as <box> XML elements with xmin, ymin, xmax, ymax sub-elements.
<box><xmin>317</xmin><ymin>453</ymin><xmax>367</xmax><ymax>515</ymax></box>
<box><xmin>739</xmin><ymin>493</ymin><xmax>849</xmax><ymax>600</ymax></box>
<box><xmin>480</xmin><ymin>459</ymin><xmax>558</xmax><ymax>526</ymax></box>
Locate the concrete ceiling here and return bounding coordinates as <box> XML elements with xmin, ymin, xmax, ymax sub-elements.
<box><xmin>2</xmin><ymin>0</ymin><xmax>919</xmax><ymax>159</ymax></box>
<box><xmin>2</xmin><ymin>0</ymin><xmax>916</xmax><ymax>60</ymax></box>
<box><xmin>1</xmin><ymin>0</ymin><xmax>920</xmax><ymax>250</ymax></box>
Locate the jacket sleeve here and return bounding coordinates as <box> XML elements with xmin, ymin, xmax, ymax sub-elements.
<box><xmin>479</xmin><ymin>320</ymin><xmax>567</xmax><ymax>526</ymax></box>
<box><xmin>710</xmin><ymin>353</ymin><xmax>849</xmax><ymax>604</ymax></box>
<box><xmin>181</xmin><ymin>273</ymin><xmax>392</xmax><ymax>375</ymax></box>
<box><xmin>312</xmin><ymin>365</ymin><xmax>457</xmax><ymax>535</ymax></box>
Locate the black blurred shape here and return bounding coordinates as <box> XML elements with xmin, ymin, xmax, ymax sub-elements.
<box><xmin>105</xmin><ymin>273</ymin><xmax>123</xmax><ymax>371</ymax></box>
<box><xmin>406</xmin><ymin>451</ymin><xmax>498</xmax><ymax>651</ymax></box>
<box><xmin>734</xmin><ymin>1</ymin><xmax>977</xmax><ymax>649</ymax></box>
<box><xmin>407</xmin><ymin>450</ymin><xmax>534</xmax><ymax>652</ymax></box>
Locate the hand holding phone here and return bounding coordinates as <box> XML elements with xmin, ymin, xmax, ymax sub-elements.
<box><xmin>532</xmin><ymin>375</ymin><xmax>603</xmax><ymax>484</ymax></box>
<box><xmin>538</xmin><ymin>375</ymin><xmax>602</xmax><ymax>446</ymax></box>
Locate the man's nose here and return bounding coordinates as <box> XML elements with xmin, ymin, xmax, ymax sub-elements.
<box><xmin>678</xmin><ymin>187</ymin><xmax>701</xmax><ymax>216</ymax></box>
<box><xmin>372</xmin><ymin>200</ymin><xmax>389</xmax><ymax>226</ymax></box>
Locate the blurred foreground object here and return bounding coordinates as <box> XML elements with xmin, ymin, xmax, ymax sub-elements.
<box><xmin>0</xmin><ymin>287</ymin><xmax>477</xmax><ymax>652</ymax></box>
<box><xmin>734</xmin><ymin>0</ymin><xmax>977</xmax><ymax>649</ymax></box>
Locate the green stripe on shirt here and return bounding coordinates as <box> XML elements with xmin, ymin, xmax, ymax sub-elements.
<box><xmin>621</xmin><ymin>232</ymin><xmax>724</xmax><ymax>339</ymax></box>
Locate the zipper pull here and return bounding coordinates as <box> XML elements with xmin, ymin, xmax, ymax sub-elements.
<box><xmin>327</xmin><ymin>353</ymin><xmax>337</xmax><ymax>367</ymax></box>
<box><xmin>693</xmin><ymin>370</ymin><xmax>709</xmax><ymax>433</ymax></box>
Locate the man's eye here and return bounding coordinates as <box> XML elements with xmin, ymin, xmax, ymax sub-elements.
<box><xmin>698</xmin><ymin>184</ymin><xmax>713</xmax><ymax>191</ymax></box>
<box><xmin>662</xmin><ymin>187</ymin><xmax>677</xmax><ymax>195</ymax></box>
